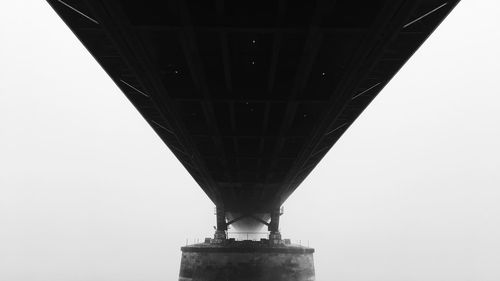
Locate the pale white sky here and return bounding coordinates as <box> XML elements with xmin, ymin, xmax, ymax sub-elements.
<box><xmin>1</xmin><ymin>1</ymin><xmax>499</xmax><ymax>281</ymax></box>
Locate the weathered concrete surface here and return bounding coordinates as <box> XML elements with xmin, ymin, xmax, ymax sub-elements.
<box><xmin>179</xmin><ymin>242</ymin><xmax>315</xmax><ymax>281</ymax></box>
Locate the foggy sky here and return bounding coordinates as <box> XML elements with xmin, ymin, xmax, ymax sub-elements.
<box><xmin>1</xmin><ymin>1</ymin><xmax>499</xmax><ymax>280</ymax></box>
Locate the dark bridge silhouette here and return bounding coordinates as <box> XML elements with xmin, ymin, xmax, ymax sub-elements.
<box><xmin>48</xmin><ymin>0</ymin><xmax>458</xmax><ymax>238</ymax></box>
<box><xmin>48</xmin><ymin>1</ymin><xmax>459</xmax><ymax>279</ymax></box>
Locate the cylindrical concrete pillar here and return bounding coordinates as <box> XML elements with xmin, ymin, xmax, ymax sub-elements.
<box><xmin>268</xmin><ymin>207</ymin><xmax>282</xmax><ymax>245</ymax></box>
<box><xmin>213</xmin><ymin>206</ymin><xmax>227</xmax><ymax>243</ymax></box>
<box><xmin>215</xmin><ymin>206</ymin><xmax>227</xmax><ymax>231</ymax></box>
<box><xmin>268</xmin><ymin>207</ymin><xmax>280</xmax><ymax>232</ymax></box>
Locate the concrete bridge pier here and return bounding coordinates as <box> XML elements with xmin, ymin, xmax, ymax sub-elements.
<box><xmin>178</xmin><ymin>206</ymin><xmax>315</xmax><ymax>281</ymax></box>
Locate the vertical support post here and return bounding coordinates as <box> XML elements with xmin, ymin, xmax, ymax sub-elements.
<box><xmin>268</xmin><ymin>207</ymin><xmax>282</xmax><ymax>245</ymax></box>
<box><xmin>213</xmin><ymin>206</ymin><xmax>227</xmax><ymax>243</ymax></box>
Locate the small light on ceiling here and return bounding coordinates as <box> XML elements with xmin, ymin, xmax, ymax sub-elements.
<box><xmin>251</xmin><ymin>61</ymin><xmax>255</xmax><ymax>65</ymax></box>
<box><xmin>322</xmin><ymin>72</ymin><xmax>326</xmax><ymax>76</ymax></box>
<box><xmin>174</xmin><ymin>70</ymin><xmax>179</xmax><ymax>74</ymax></box>
<box><xmin>252</xmin><ymin>40</ymin><xmax>256</xmax><ymax>44</ymax></box>
<box><xmin>303</xmin><ymin>114</ymin><xmax>308</xmax><ymax>117</ymax></box>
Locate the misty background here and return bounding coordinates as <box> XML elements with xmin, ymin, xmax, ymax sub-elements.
<box><xmin>1</xmin><ymin>1</ymin><xmax>499</xmax><ymax>280</ymax></box>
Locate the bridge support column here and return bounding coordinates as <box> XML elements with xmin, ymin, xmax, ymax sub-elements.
<box><xmin>213</xmin><ymin>206</ymin><xmax>227</xmax><ymax>243</ymax></box>
<box><xmin>268</xmin><ymin>207</ymin><xmax>282</xmax><ymax>245</ymax></box>
<box><xmin>179</xmin><ymin>205</ymin><xmax>315</xmax><ymax>280</ymax></box>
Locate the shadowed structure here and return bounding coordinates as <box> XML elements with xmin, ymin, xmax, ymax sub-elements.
<box><xmin>47</xmin><ymin>1</ymin><xmax>459</xmax><ymax>280</ymax></box>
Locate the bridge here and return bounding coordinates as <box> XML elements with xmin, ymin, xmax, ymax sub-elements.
<box><xmin>47</xmin><ymin>1</ymin><xmax>459</xmax><ymax>279</ymax></box>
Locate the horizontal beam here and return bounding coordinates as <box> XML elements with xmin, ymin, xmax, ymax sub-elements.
<box><xmin>225</xmin><ymin>214</ymin><xmax>270</xmax><ymax>227</ymax></box>
<box><xmin>131</xmin><ymin>26</ymin><xmax>366</xmax><ymax>34</ymax></box>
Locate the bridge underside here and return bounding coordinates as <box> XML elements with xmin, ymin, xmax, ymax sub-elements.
<box><xmin>48</xmin><ymin>0</ymin><xmax>458</xmax><ymax>215</ymax></box>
